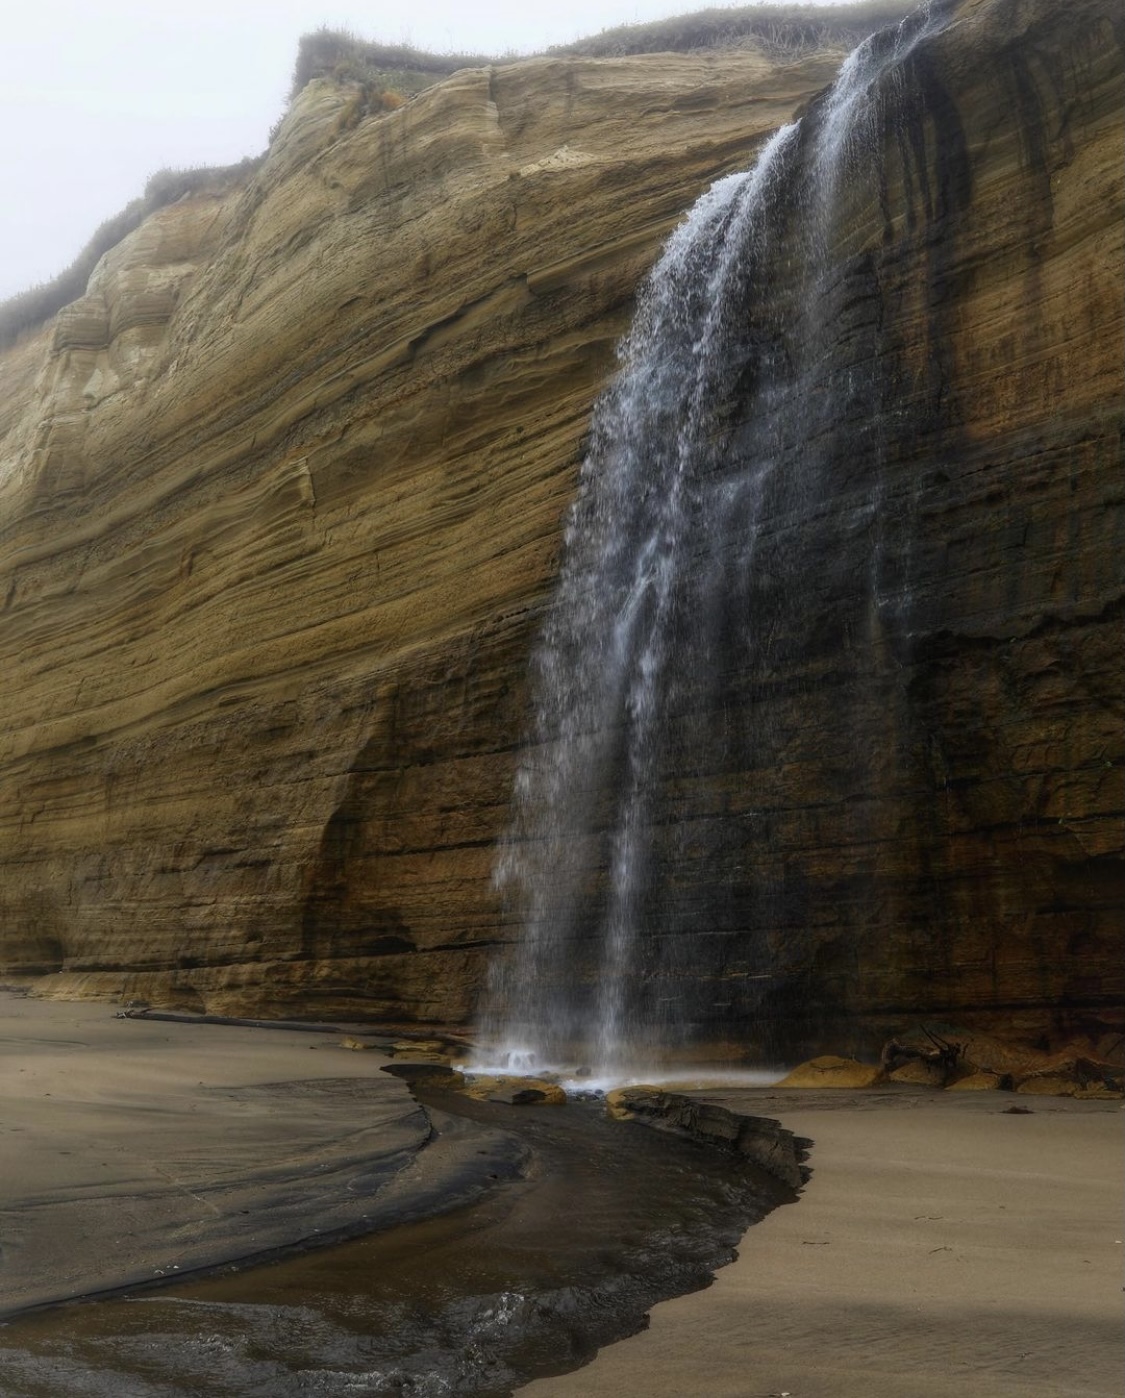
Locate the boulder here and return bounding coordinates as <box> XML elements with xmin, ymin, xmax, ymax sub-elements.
<box><xmin>1014</xmin><ymin>1075</ymin><xmax>1082</xmax><ymax>1098</ymax></box>
<box><xmin>946</xmin><ymin>1072</ymin><xmax>1005</xmax><ymax>1092</ymax></box>
<box><xmin>887</xmin><ymin>1059</ymin><xmax>948</xmax><ymax>1088</ymax></box>
<box><xmin>776</xmin><ymin>1057</ymin><xmax>883</xmax><ymax>1090</ymax></box>
<box><xmin>466</xmin><ymin>1076</ymin><xmax>567</xmax><ymax>1106</ymax></box>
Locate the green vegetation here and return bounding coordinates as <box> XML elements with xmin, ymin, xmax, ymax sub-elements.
<box><xmin>283</xmin><ymin>33</ymin><xmax>420</xmax><ymax>142</ymax></box>
<box><xmin>288</xmin><ymin>2</ymin><xmax>913</xmax><ymax>98</ymax></box>
<box><xmin>552</xmin><ymin>1</ymin><xmax>914</xmax><ymax>57</ymax></box>
<box><xmin>282</xmin><ymin>3</ymin><xmax>914</xmax><ymax>143</ymax></box>
<box><xmin>288</xmin><ymin>26</ymin><xmax>490</xmax><ymax>104</ymax></box>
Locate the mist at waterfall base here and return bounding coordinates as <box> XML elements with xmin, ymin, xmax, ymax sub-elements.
<box><xmin>475</xmin><ymin>1</ymin><xmax>951</xmax><ymax>1085</ymax></box>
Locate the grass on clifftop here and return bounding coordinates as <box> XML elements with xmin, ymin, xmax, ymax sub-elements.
<box><xmin>289</xmin><ymin>1</ymin><xmax>913</xmax><ymax>97</ymax></box>
<box><xmin>550</xmin><ymin>0</ymin><xmax>914</xmax><ymax>58</ymax></box>
<box><xmin>288</xmin><ymin>28</ymin><xmax>491</xmax><ymax>103</ymax></box>
<box><xmin>0</xmin><ymin>158</ymin><xmax>262</xmax><ymax>353</ymax></box>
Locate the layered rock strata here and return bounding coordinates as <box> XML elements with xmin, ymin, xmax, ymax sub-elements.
<box><xmin>0</xmin><ymin>0</ymin><xmax>1121</xmax><ymax>1055</ymax></box>
<box><xmin>0</xmin><ymin>47</ymin><xmax>847</xmax><ymax>1020</ymax></box>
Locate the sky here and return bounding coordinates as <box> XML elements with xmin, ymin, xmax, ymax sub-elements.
<box><xmin>1</xmin><ymin>1</ymin><xmax>861</xmax><ymax>303</ymax></box>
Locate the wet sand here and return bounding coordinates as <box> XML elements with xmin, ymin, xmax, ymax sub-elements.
<box><xmin>521</xmin><ymin>1086</ymin><xmax>1123</xmax><ymax>1397</ymax></box>
<box><xmin>0</xmin><ymin>1045</ymin><xmax>785</xmax><ymax>1395</ymax></box>
<box><xmin>4</xmin><ymin>995</ymin><xmax>1121</xmax><ymax>1395</ymax></box>
<box><xmin>0</xmin><ymin>993</ymin><xmax>520</xmax><ymax>1318</ymax></box>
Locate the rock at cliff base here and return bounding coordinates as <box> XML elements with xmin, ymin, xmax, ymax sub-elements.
<box><xmin>776</xmin><ymin>1057</ymin><xmax>883</xmax><ymax>1089</ymax></box>
<box><xmin>886</xmin><ymin>1059</ymin><xmax>950</xmax><ymax>1087</ymax></box>
<box><xmin>380</xmin><ymin>1061</ymin><xmax>466</xmax><ymax>1091</ymax></box>
<box><xmin>946</xmin><ymin>1071</ymin><xmax>1005</xmax><ymax>1092</ymax></box>
<box><xmin>1014</xmin><ymin>1075</ymin><xmax>1082</xmax><ymax>1097</ymax></box>
<box><xmin>604</xmin><ymin>1086</ymin><xmax>663</xmax><ymax>1120</ymax></box>
<box><xmin>465</xmin><ymin>1076</ymin><xmax>567</xmax><ymax>1105</ymax></box>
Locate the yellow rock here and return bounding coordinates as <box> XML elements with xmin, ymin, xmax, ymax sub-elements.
<box><xmin>776</xmin><ymin>1056</ymin><xmax>883</xmax><ymax>1089</ymax></box>
<box><xmin>1017</xmin><ymin>1075</ymin><xmax>1123</xmax><ymax>1100</ymax></box>
<box><xmin>388</xmin><ymin>1040</ymin><xmax>451</xmax><ymax>1063</ymax></box>
<box><xmin>1074</xmin><ymin>1083</ymin><xmax>1124</xmax><ymax>1101</ymax></box>
<box><xmin>464</xmin><ymin>1075</ymin><xmax>566</xmax><ymax>1105</ymax></box>
<box><xmin>1015</xmin><ymin>1075</ymin><xmax>1081</xmax><ymax>1097</ymax></box>
<box><xmin>887</xmin><ymin>1060</ymin><xmax>945</xmax><ymax>1087</ymax></box>
<box><xmin>946</xmin><ymin>1071</ymin><xmax>1004</xmax><ymax>1091</ymax></box>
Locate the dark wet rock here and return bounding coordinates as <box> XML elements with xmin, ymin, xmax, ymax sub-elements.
<box><xmin>380</xmin><ymin>1061</ymin><xmax>466</xmax><ymax>1091</ymax></box>
<box><xmin>605</xmin><ymin>1087</ymin><xmax>810</xmax><ymax>1190</ymax></box>
<box><xmin>489</xmin><ymin>1087</ymin><xmax>550</xmax><ymax>1105</ymax></box>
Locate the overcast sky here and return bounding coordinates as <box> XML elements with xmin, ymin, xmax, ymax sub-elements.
<box><xmin>1</xmin><ymin>1</ymin><xmax>862</xmax><ymax>303</ymax></box>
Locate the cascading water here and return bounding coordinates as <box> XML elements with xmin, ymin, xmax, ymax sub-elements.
<box><xmin>477</xmin><ymin>3</ymin><xmax>948</xmax><ymax>1079</ymax></box>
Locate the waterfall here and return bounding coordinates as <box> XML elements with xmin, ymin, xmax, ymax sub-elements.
<box><xmin>477</xmin><ymin>3</ymin><xmax>945</xmax><ymax>1079</ymax></box>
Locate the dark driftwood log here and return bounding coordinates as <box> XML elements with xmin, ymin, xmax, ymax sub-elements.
<box><xmin>880</xmin><ymin>1027</ymin><xmax>964</xmax><ymax>1085</ymax></box>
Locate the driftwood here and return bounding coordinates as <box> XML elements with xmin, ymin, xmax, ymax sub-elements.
<box><xmin>881</xmin><ymin>1026</ymin><xmax>964</xmax><ymax>1085</ymax></box>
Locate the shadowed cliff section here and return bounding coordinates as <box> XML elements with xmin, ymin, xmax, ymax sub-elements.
<box><xmin>473</xmin><ymin>0</ymin><xmax>1123</xmax><ymax>1064</ymax></box>
<box><xmin>0</xmin><ymin>0</ymin><xmax>1121</xmax><ymax>1057</ymax></box>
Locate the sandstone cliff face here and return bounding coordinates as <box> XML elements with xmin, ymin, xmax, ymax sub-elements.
<box><xmin>0</xmin><ymin>0</ymin><xmax>1120</xmax><ymax>1055</ymax></box>
<box><xmin>0</xmin><ymin>46</ymin><xmax>846</xmax><ymax>1020</ymax></box>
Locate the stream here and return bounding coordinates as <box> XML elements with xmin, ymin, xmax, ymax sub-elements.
<box><xmin>0</xmin><ymin>1089</ymin><xmax>793</xmax><ymax>1397</ymax></box>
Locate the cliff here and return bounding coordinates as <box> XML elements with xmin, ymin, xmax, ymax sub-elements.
<box><xmin>0</xmin><ymin>0</ymin><xmax>1121</xmax><ymax>1055</ymax></box>
<box><xmin>0</xmin><ymin>43</ymin><xmax>848</xmax><ymax>1021</ymax></box>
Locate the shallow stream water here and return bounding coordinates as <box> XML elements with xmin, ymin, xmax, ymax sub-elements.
<box><xmin>0</xmin><ymin>1092</ymin><xmax>791</xmax><ymax>1397</ymax></box>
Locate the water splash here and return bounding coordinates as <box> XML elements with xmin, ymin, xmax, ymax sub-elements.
<box><xmin>477</xmin><ymin>3</ymin><xmax>946</xmax><ymax>1080</ymax></box>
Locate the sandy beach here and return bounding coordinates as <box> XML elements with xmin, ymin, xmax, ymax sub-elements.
<box><xmin>522</xmin><ymin>1086</ymin><xmax>1123</xmax><ymax>1397</ymax></box>
<box><xmin>2</xmin><ymin>994</ymin><xmax>1121</xmax><ymax>1396</ymax></box>
<box><xmin>0</xmin><ymin>992</ymin><xmax>519</xmax><ymax>1318</ymax></box>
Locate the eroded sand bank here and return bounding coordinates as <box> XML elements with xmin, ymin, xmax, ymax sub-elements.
<box><xmin>0</xmin><ymin>993</ymin><xmax>518</xmax><ymax>1317</ymax></box>
<box><xmin>521</xmin><ymin>1086</ymin><xmax>1123</xmax><ymax>1397</ymax></box>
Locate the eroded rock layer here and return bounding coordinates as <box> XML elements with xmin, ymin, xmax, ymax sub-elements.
<box><xmin>0</xmin><ymin>0</ymin><xmax>1121</xmax><ymax>1054</ymax></box>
